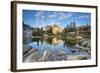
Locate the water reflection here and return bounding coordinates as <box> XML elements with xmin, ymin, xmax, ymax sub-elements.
<box><xmin>30</xmin><ymin>37</ymin><xmax>76</xmax><ymax>49</ymax></box>
<box><xmin>23</xmin><ymin>36</ymin><xmax>90</xmax><ymax>62</ymax></box>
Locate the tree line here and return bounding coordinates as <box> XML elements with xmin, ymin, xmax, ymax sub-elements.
<box><xmin>23</xmin><ymin>21</ymin><xmax>90</xmax><ymax>36</ymax></box>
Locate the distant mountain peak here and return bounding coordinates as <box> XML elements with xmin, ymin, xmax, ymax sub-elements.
<box><xmin>44</xmin><ymin>23</ymin><xmax>63</xmax><ymax>34</ymax></box>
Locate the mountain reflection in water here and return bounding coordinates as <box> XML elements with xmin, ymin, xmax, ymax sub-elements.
<box><xmin>28</xmin><ymin>37</ymin><xmax>76</xmax><ymax>49</ymax></box>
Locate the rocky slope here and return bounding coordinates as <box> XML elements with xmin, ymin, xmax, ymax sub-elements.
<box><xmin>43</xmin><ymin>24</ymin><xmax>63</xmax><ymax>34</ymax></box>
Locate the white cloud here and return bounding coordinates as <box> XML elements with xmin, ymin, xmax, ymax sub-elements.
<box><xmin>47</xmin><ymin>14</ymin><xmax>56</xmax><ymax>18</ymax></box>
<box><xmin>34</xmin><ymin>11</ymin><xmax>47</xmax><ymax>27</ymax></box>
<box><xmin>79</xmin><ymin>15</ymin><xmax>89</xmax><ymax>19</ymax></box>
<box><xmin>40</xmin><ymin>15</ymin><xmax>45</xmax><ymax>20</ymax></box>
<box><xmin>47</xmin><ymin>12</ymin><xmax>73</xmax><ymax>20</ymax></box>
<box><xmin>34</xmin><ymin>11</ymin><xmax>73</xmax><ymax>27</ymax></box>
<box><xmin>58</xmin><ymin>12</ymin><xmax>73</xmax><ymax>20</ymax></box>
<box><xmin>35</xmin><ymin>11</ymin><xmax>44</xmax><ymax>17</ymax></box>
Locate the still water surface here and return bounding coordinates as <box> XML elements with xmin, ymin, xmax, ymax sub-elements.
<box><xmin>26</xmin><ymin>37</ymin><xmax>90</xmax><ymax>60</ymax></box>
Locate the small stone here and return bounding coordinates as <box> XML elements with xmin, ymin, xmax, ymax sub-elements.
<box><xmin>23</xmin><ymin>51</ymin><xmax>40</xmax><ymax>62</ymax></box>
<box><xmin>67</xmin><ymin>55</ymin><xmax>88</xmax><ymax>60</ymax></box>
<box><xmin>23</xmin><ymin>45</ymin><xmax>32</xmax><ymax>54</ymax></box>
<box><xmin>56</xmin><ymin>50</ymin><xmax>65</xmax><ymax>56</ymax></box>
<box><xmin>81</xmin><ymin>41</ymin><xmax>88</xmax><ymax>47</ymax></box>
<box><xmin>41</xmin><ymin>50</ymin><xmax>51</xmax><ymax>61</ymax></box>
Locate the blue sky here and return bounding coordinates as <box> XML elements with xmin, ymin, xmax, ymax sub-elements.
<box><xmin>23</xmin><ymin>10</ymin><xmax>91</xmax><ymax>28</ymax></box>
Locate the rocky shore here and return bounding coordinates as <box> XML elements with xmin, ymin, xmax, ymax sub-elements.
<box><xmin>23</xmin><ymin>44</ymin><xmax>90</xmax><ymax>62</ymax></box>
<box><xmin>76</xmin><ymin>36</ymin><xmax>91</xmax><ymax>54</ymax></box>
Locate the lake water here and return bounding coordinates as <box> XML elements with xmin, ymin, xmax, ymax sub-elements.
<box><xmin>25</xmin><ymin>37</ymin><xmax>90</xmax><ymax>61</ymax></box>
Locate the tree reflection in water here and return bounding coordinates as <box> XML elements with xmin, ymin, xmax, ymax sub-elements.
<box><xmin>31</xmin><ymin>37</ymin><xmax>76</xmax><ymax>49</ymax></box>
